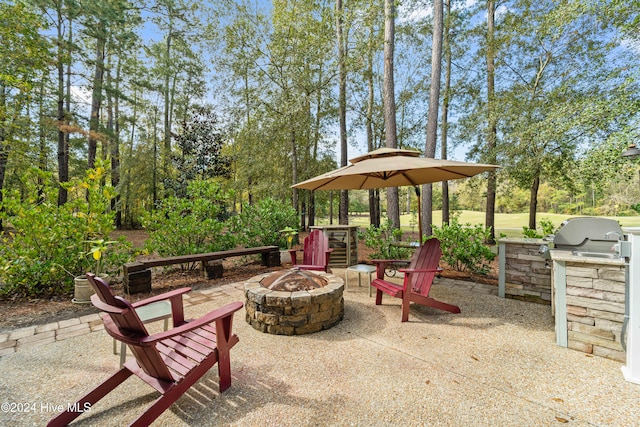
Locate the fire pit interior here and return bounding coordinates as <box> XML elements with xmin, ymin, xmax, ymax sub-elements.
<box><xmin>245</xmin><ymin>269</ymin><xmax>344</xmax><ymax>335</ymax></box>
<box><xmin>260</xmin><ymin>269</ymin><xmax>328</xmax><ymax>291</ymax></box>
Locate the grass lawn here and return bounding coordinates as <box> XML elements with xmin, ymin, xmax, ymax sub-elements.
<box><xmin>316</xmin><ymin>210</ymin><xmax>640</xmax><ymax>238</ymax></box>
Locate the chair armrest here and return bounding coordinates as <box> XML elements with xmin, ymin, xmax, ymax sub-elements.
<box><xmin>398</xmin><ymin>267</ymin><xmax>443</xmax><ymax>274</ymax></box>
<box><xmin>140</xmin><ymin>301</ymin><xmax>244</xmax><ymax>346</ymax></box>
<box><xmin>370</xmin><ymin>259</ymin><xmax>410</xmax><ymax>265</ymax></box>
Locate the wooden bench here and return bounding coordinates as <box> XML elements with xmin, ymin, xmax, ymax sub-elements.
<box><xmin>123</xmin><ymin>246</ymin><xmax>280</xmax><ymax>294</ymax></box>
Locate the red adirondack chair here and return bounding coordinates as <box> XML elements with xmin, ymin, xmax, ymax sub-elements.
<box><xmin>289</xmin><ymin>229</ymin><xmax>333</xmax><ymax>272</ymax></box>
<box><xmin>371</xmin><ymin>238</ymin><xmax>460</xmax><ymax>322</ymax></box>
<box><xmin>48</xmin><ymin>274</ymin><xmax>243</xmax><ymax>427</ymax></box>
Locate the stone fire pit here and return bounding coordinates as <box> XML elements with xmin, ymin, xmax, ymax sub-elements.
<box><xmin>244</xmin><ymin>269</ymin><xmax>344</xmax><ymax>335</ymax></box>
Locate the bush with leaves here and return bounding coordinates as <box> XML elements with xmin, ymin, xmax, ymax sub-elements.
<box><xmin>430</xmin><ymin>219</ymin><xmax>496</xmax><ymax>275</ymax></box>
<box><xmin>522</xmin><ymin>218</ymin><xmax>556</xmax><ymax>238</ymax></box>
<box><xmin>358</xmin><ymin>219</ymin><xmax>414</xmax><ymax>260</ymax></box>
<box><xmin>231</xmin><ymin>198</ymin><xmax>298</xmax><ymax>249</ymax></box>
<box><xmin>142</xmin><ymin>180</ymin><xmax>236</xmax><ymax>257</ymax></box>
<box><xmin>522</xmin><ymin>226</ymin><xmax>542</xmax><ymax>238</ymax></box>
<box><xmin>0</xmin><ymin>164</ymin><xmax>132</xmax><ymax>298</ymax></box>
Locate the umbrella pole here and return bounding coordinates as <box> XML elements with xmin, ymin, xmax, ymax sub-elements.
<box><xmin>414</xmin><ymin>186</ymin><xmax>422</xmax><ymax>245</ymax></box>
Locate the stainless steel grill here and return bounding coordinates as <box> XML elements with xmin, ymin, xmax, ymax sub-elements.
<box><xmin>540</xmin><ymin>217</ymin><xmax>623</xmax><ymax>259</ymax></box>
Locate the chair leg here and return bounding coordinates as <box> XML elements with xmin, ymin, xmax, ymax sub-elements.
<box><xmin>130</xmin><ymin>357</ymin><xmax>218</xmax><ymax>427</ymax></box>
<box><xmin>425</xmin><ymin>298</ymin><xmax>461</xmax><ymax>314</ymax></box>
<box><xmin>120</xmin><ymin>343</ymin><xmax>127</xmax><ymax>368</ymax></box>
<box><xmin>217</xmin><ymin>346</ymin><xmax>232</xmax><ymax>392</ymax></box>
<box><xmin>410</xmin><ymin>293</ymin><xmax>461</xmax><ymax>315</ymax></box>
<box><xmin>375</xmin><ymin>289</ymin><xmax>383</xmax><ymax>305</ymax></box>
<box><xmin>129</xmin><ymin>393</ymin><xmax>179</xmax><ymax>427</ymax></box>
<box><xmin>47</xmin><ymin>368</ymin><xmax>132</xmax><ymax>427</ymax></box>
<box><xmin>401</xmin><ymin>296</ymin><xmax>411</xmax><ymax>322</ymax></box>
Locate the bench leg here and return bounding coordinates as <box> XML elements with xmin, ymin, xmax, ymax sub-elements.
<box><xmin>124</xmin><ymin>269</ymin><xmax>152</xmax><ymax>294</ymax></box>
<box><xmin>262</xmin><ymin>250</ymin><xmax>281</xmax><ymax>267</ymax></box>
<box><xmin>202</xmin><ymin>260</ymin><xmax>224</xmax><ymax>279</ymax></box>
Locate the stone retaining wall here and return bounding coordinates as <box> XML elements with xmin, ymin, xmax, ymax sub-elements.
<box><xmin>565</xmin><ymin>262</ymin><xmax>626</xmax><ymax>362</ymax></box>
<box><xmin>499</xmin><ymin>238</ymin><xmax>551</xmax><ymax>304</ymax></box>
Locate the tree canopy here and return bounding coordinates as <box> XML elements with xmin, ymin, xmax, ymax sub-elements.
<box><xmin>0</xmin><ymin>0</ymin><xmax>638</xmax><ymax>233</ymax></box>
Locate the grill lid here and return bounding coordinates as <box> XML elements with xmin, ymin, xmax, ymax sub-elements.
<box><xmin>553</xmin><ymin>217</ymin><xmax>622</xmax><ymax>252</ymax></box>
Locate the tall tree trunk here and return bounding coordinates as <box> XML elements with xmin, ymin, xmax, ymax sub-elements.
<box><xmin>384</xmin><ymin>0</ymin><xmax>400</xmax><ymax>230</ymax></box>
<box><xmin>38</xmin><ymin>78</ymin><xmax>47</xmax><ymax>202</ymax></box>
<box><xmin>0</xmin><ymin>84</ymin><xmax>7</xmax><ymax>230</ymax></box>
<box><xmin>56</xmin><ymin>5</ymin><xmax>69</xmax><ymax>205</ymax></box>
<box><xmin>336</xmin><ymin>0</ymin><xmax>349</xmax><ymax>225</ymax></box>
<box><xmin>441</xmin><ymin>0</ymin><xmax>452</xmax><ymax>225</ymax></box>
<box><xmin>63</xmin><ymin>15</ymin><xmax>72</xmax><ymax>195</ymax></box>
<box><xmin>366</xmin><ymin>2</ymin><xmax>380</xmax><ymax>228</ymax></box>
<box><xmin>308</xmin><ymin>192</ymin><xmax>315</xmax><ymax>228</ymax></box>
<box><xmin>163</xmin><ymin>26</ymin><xmax>173</xmax><ymax>173</ymax></box>
<box><xmin>88</xmin><ymin>29</ymin><xmax>106</xmax><ymax>169</ymax></box>
<box><xmin>291</xmin><ymin>128</ymin><xmax>299</xmax><ymax>223</ymax></box>
<box><xmin>124</xmin><ymin>83</ymin><xmax>137</xmax><ymax>228</ymax></box>
<box><xmin>110</xmin><ymin>62</ymin><xmax>122</xmax><ymax>228</ymax></box>
<box><xmin>485</xmin><ymin>0</ymin><xmax>497</xmax><ymax>243</ymax></box>
<box><xmin>308</xmin><ymin>63</ymin><xmax>324</xmax><ymax>228</ymax></box>
<box><xmin>329</xmin><ymin>191</ymin><xmax>334</xmax><ymax>225</ymax></box>
<box><xmin>367</xmin><ymin>50</ymin><xmax>380</xmax><ymax>227</ymax></box>
<box><xmin>529</xmin><ymin>175</ymin><xmax>540</xmax><ymax>230</ymax></box>
<box><xmin>106</xmin><ymin>65</ymin><xmax>113</xmax><ymax>164</ymax></box>
<box><xmin>422</xmin><ymin>0</ymin><xmax>444</xmax><ymax>239</ymax></box>
<box><xmin>152</xmin><ymin>106</ymin><xmax>158</xmax><ymax>207</ymax></box>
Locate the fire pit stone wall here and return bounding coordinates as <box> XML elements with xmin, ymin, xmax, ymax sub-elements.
<box><xmin>244</xmin><ymin>271</ymin><xmax>344</xmax><ymax>335</ymax></box>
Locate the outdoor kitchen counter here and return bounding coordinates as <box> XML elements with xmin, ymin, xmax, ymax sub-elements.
<box><xmin>550</xmin><ymin>249</ymin><xmax>627</xmax><ymax>362</ymax></box>
<box><xmin>549</xmin><ymin>249</ymin><xmax>624</xmax><ymax>265</ymax></box>
<box><xmin>497</xmin><ymin>237</ymin><xmax>552</xmax><ymax>304</ymax></box>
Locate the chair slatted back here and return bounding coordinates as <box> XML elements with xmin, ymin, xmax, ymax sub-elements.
<box><xmin>87</xmin><ymin>274</ymin><xmax>175</xmax><ymax>382</ymax></box>
<box><xmin>408</xmin><ymin>239</ymin><xmax>442</xmax><ymax>296</ymax></box>
<box><xmin>303</xmin><ymin>229</ymin><xmax>330</xmax><ymax>267</ymax></box>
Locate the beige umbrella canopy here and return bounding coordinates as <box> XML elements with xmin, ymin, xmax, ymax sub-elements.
<box><xmin>293</xmin><ymin>147</ymin><xmax>499</xmax><ymax>239</ymax></box>
<box><xmin>294</xmin><ymin>147</ymin><xmax>498</xmax><ymax>191</ymax></box>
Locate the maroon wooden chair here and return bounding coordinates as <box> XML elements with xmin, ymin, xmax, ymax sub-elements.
<box><xmin>48</xmin><ymin>274</ymin><xmax>243</xmax><ymax>427</ymax></box>
<box><xmin>371</xmin><ymin>238</ymin><xmax>460</xmax><ymax>322</ymax></box>
<box><xmin>289</xmin><ymin>229</ymin><xmax>333</xmax><ymax>272</ymax></box>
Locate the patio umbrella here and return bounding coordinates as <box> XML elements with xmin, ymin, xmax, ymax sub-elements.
<box><xmin>292</xmin><ymin>147</ymin><xmax>499</xmax><ymax>239</ymax></box>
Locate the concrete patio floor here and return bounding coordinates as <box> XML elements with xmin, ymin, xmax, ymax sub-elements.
<box><xmin>1</xmin><ymin>269</ymin><xmax>639</xmax><ymax>426</ymax></box>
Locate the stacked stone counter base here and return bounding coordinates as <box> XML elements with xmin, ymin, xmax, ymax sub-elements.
<box><xmin>563</xmin><ymin>260</ymin><xmax>626</xmax><ymax>362</ymax></box>
<box><xmin>244</xmin><ymin>271</ymin><xmax>344</xmax><ymax>335</ymax></box>
<box><xmin>499</xmin><ymin>238</ymin><xmax>551</xmax><ymax>304</ymax></box>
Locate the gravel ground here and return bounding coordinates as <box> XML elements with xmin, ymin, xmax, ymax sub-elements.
<box><xmin>1</xmin><ymin>270</ymin><xmax>639</xmax><ymax>426</ymax></box>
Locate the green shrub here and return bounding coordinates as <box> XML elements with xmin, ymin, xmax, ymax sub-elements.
<box><xmin>539</xmin><ymin>218</ymin><xmax>556</xmax><ymax>236</ymax></box>
<box><xmin>522</xmin><ymin>226</ymin><xmax>542</xmax><ymax>238</ymax></box>
<box><xmin>358</xmin><ymin>219</ymin><xmax>414</xmax><ymax>260</ymax></box>
<box><xmin>430</xmin><ymin>219</ymin><xmax>496</xmax><ymax>275</ymax></box>
<box><xmin>0</xmin><ymin>164</ymin><xmax>132</xmax><ymax>298</ymax></box>
<box><xmin>231</xmin><ymin>198</ymin><xmax>298</xmax><ymax>249</ymax></box>
<box><xmin>522</xmin><ymin>218</ymin><xmax>556</xmax><ymax>238</ymax></box>
<box><xmin>141</xmin><ymin>180</ymin><xmax>236</xmax><ymax>257</ymax></box>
